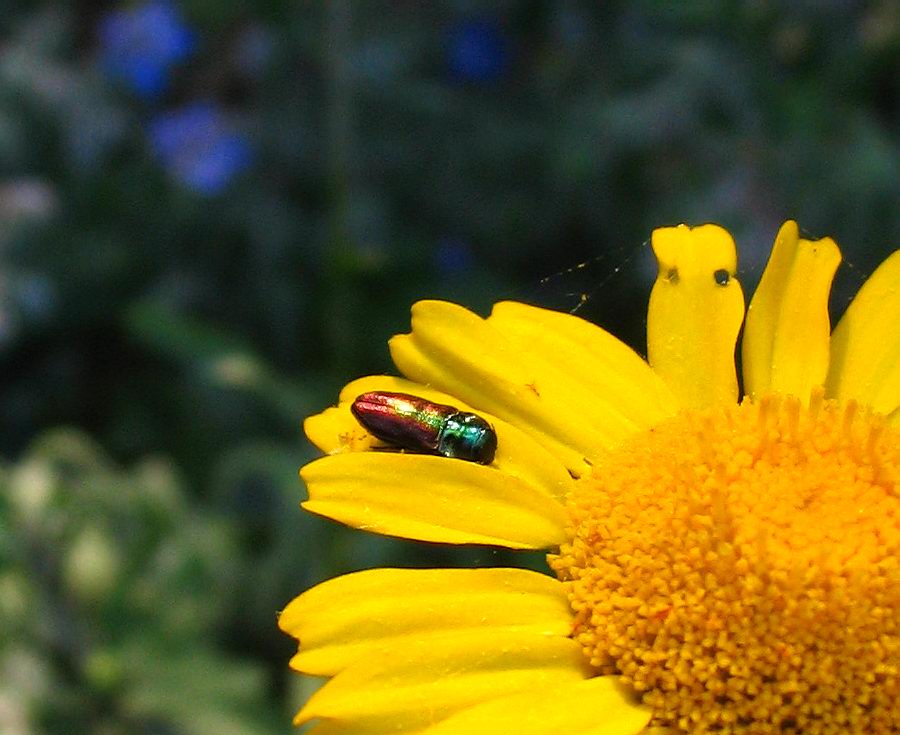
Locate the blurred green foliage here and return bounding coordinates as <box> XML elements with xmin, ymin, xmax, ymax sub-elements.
<box><xmin>1</xmin><ymin>1</ymin><xmax>898</xmax><ymax>732</ymax></box>
<box><xmin>0</xmin><ymin>430</ymin><xmax>282</xmax><ymax>733</ymax></box>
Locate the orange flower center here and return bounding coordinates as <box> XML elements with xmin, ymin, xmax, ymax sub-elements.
<box><xmin>549</xmin><ymin>393</ymin><xmax>900</xmax><ymax>733</ymax></box>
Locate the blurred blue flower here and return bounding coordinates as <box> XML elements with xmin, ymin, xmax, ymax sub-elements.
<box><xmin>98</xmin><ymin>1</ymin><xmax>196</xmax><ymax>99</ymax></box>
<box><xmin>446</xmin><ymin>19</ymin><xmax>509</xmax><ymax>84</ymax></box>
<box><xmin>434</xmin><ymin>237</ymin><xmax>474</xmax><ymax>277</ymax></box>
<box><xmin>148</xmin><ymin>103</ymin><xmax>252</xmax><ymax>195</ymax></box>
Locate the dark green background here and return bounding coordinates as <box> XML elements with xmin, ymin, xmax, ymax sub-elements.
<box><xmin>1</xmin><ymin>2</ymin><xmax>897</xmax><ymax>732</ymax></box>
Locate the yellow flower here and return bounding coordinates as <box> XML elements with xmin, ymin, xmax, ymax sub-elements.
<box><xmin>279</xmin><ymin>221</ymin><xmax>900</xmax><ymax>734</ymax></box>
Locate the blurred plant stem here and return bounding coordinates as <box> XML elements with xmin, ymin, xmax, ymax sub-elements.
<box><xmin>323</xmin><ymin>0</ymin><xmax>358</xmax><ymax>375</ymax></box>
<box><xmin>125</xmin><ymin>301</ymin><xmax>324</xmax><ymax>428</ymax></box>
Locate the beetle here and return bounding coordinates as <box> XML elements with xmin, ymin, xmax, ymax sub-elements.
<box><xmin>350</xmin><ymin>391</ymin><xmax>497</xmax><ymax>465</ymax></box>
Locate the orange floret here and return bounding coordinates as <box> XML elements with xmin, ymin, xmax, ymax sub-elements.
<box><xmin>550</xmin><ymin>392</ymin><xmax>900</xmax><ymax>734</ymax></box>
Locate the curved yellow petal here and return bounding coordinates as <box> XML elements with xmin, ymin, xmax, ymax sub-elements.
<box><xmin>306</xmin><ymin>375</ymin><xmax>574</xmax><ymax>503</ymax></box>
<box><xmin>304</xmin><ymin>405</ymin><xmax>377</xmax><ymax>455</ymax></box>
<box><xmin>300</xmin><ymin>452</ymin><xmax>568</xmax><ymax>549</ymax></box>
<box><xmin>294</xmin><ymin>630</ymin><xmax>591</xmax><ymax>730</ymax></box>
<box><xmin>421</xmin><ymin>676</ymin><xmax>651</xmax><ymax>735</ymax></box>
<box><xmin>390</xmin><ymin>301</ymin><xmax>615</xmax><ymax>475</ymax></box>
<box><xmin>647</xmin><ymin>224</ymin><xmax>745</xmax><ymax>408</ymax></box>
<box><xmin>742</xmin><ymin>221</ymin><xmax>841</xmax><ymax>402</ymax></box>
<box><xmin>279</xmin><ymin>567</ymin><xmax>572</xmax><ymax>676</ymax></box>
<box><xmin>826</xmin><ymin>250</ymin><xmax>900</xmax><ymax>416</ymax></box>
<box><xmin>391</xmin><ymin>331</ymin><xmax>590</xmax><ymax>477</ymax></box>
<box><xmin>487</xmin><ymin>301</ymin><xmax>680</xmax><ymax>426</ymax></box>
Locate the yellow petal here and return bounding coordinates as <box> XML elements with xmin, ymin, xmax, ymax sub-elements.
<box><xmin>391</xmin><ymin>331</ymin><xmax>590</xmax><ymax>477</ymax></box>
<box><xmin>742</xmin><ymin>221</ymin><xmax>841</xmax><ymax>402</ymax></box>
<box><xmin>279</xmin><ymin>567</ymin><xmax>572</xmax><ymax>676</ymax></box>
<box><xmin>390</xmin><ymin>301</ymin><xmax>617</xmax><ymax>475</ymax></box>
<box><xmin>304</xmin><ymin>405</ymin><xmax>377</xmax><ymax>454</ymax></box>
<box><xmin>826</xmin><ymin>250</ymin><xmax>900</xmax><ymax>415</ymax></box>
<box><xmin>487</xmin><ymin>301</ymin><xmax>679</xmax><ymax>427</ymax></box>
<box><xmin>306</xmin><ymin>375</ymin><xmax>574</xmax><ymax>503</ymax></box>
<box><xmin>647</xmin><ymin>224</ymin><xmax>745</xmax><ymax>408</ymax></box>
<box><xmin>421</xmin><ymin>676</ymin><xmax>651</xmax><ymax>735</ymax></box>
<box><xmin>294</xmin><ymin>630</ymin><xmax>591</xmax><ymax>730</ymax></box>
<box><xmin>300</xmin><ymin>452</ymin><xmax>568</xmax><ymax>549</ymax></box>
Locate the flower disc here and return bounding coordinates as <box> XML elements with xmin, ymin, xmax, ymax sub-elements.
<box><xmin>551</xmin><ymin>393</ymin><xmax>900</xmax><ymax>733</ymax></box>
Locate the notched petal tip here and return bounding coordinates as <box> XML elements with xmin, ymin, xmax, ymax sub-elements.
<box><xmin>647</xmin><ymin>223</ymin><xmax>745</xmax><ymax>408</ymax></box>
<box><xmin>650</xmin><ymin>223</ymin><xmax>739</xmax><ymax>281</ymax></box>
